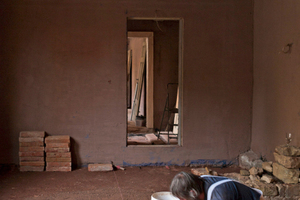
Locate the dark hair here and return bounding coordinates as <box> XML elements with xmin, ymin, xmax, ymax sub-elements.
<box><xmin>170</xmin><ymin>172</ymin><xmax>204</xmax><ymax>200</ymax></box>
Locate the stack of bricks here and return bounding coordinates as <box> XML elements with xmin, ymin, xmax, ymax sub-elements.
<box><xmin>19</xmin><ymin>131</ymin><xmax>45</xmax><ymax>172</ymax></box>
<box><xmin>45</xmin><ymin>135</ymin><xmax>72</xmax><ymax>172</ymax></box>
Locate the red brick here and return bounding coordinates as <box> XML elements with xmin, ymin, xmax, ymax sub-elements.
<box><xmin>46</xmin><ymin>157</ymin><xmax>71</xmax><ymax>162</ymax></box>
<box><xmin>19</xmin><ymin>141</ymin><xmax>44</xmax><ymax>147</ymax></box>
<box><xmin>45</xmin><ymin>147</ymin><xmax>70</xmax><ymax>153</ymax></box>
<box><xmin>19</xmin><ymin>147</ymin><xmax>44</xmax><ymax>152</ymax></box>
<box><xmin>88</xmin><ymin>164</ymin><xmax>113</xmax><ymax>172</ymax></box>
<box><xmin>20</xmin><ymin>166</ymin><xmax>44</xmax><ymax>172</ymax></box>
<box><xmin>19</xmin><ymin>152</ymin><xmax>44</xmax><ymax>157</ymax></box>
<box><xmin>19</xmin><ymin>137</ymin><xmax>44</xmax><ymax>142</ymax></box>
<box><xmin>45</xmin><ymin>136</ymin><xmax>70</xmax><ymax>143</ymax></box>
<box><xmin>19</xmin><ymin>157</ymin><xmax>44</xmax><ymax>162</ymax></box>
<box><xmin>46</xmin><ymin>152</ymin><xmax>71</xmax><ymax>158</ymax></box>
<box><xmin>19</xmin><ymin>131</ymin><xmax>45</xmax><ymax>138</ymax></box>
<box><xmin>20</xmin><ymin>161</ymin><xmax>45</xmax><ymax>166</ymax></box>
<box><xmin>46</xmin><ymin>143</ymin><xmax>70</xmax><ymax>148</ymax></box>
<box><xmin>47</xmin><ymin>162</ymin><xmax>71</xmax><ymax>167</ymax></box>
<box><xmin>46</xmin><ymin>166</ymin><xmax>71</xmax><ymax>172</ymax></box>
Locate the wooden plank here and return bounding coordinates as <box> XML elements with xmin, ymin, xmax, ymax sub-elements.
<box><xmin>46</xmin><ymin>157</ymin><xmax>71</xmax><ymax>162</ymax></box>
<box><xmin>19</xmin><ymin>152</ymin><xmax>44</xmax><ymax>157</ymax></box>
<box><xmin>88</xmin><ymin>164</ymin><xmax>113</xmax><ymax>172</ymax></box>
<box><xmin>127</xmin><ymin>49</ymin><xmax>132</xmax><ymax>108</ymax></box>
<box><xmin>46</xmin><ymin>152</ymin><xmax>71</xmax><ymax>158</ymax></box>
<box><xmin>46</xmin><ymin>143</ymin><xmax>70</xmax><ymax>148</ymax></box>
<box><xmin>46</xmin><ymin>166</ymin><xmax>71</xmax><ymax>172</ymax></box>
<box><xmin>173</xmin><ymin>87</ymin><xmax>179</xmax><ymax>134</ymax></box>
<box><xmin>20</xmin><ymin>166</ymin><xmax>44</xmax><ymax>172</ymax></box>
<box><xmin>19</xmin><ymin>146</ymin><xmax>44</xmax><ymax>152</ymax></box>
<box><xmin>47</xmin><ymin>162</ymin><xmax>71</xmax><ymax>167</ymax></box>
<box><xmin>145</xmin><ymin>133</ymin><xmax>159</xmax><ymax>143</ymax></box>
<box><xmin>19</xmin><ymin>131</ymin><xmax>45</xmax><ymax>138</ymax></box>
<box><xmin>20</xmin><ymin>161</ymin><xmax>45</xmax><ymax>166</ymax></box>
<box><xmin>131</xmin><ymin>41</ymin><xmax>146</xmax><ymax>122</ymax></box>
<box><xmin>45</xmin><ymin>147</ymin><xmax>70</xmax><ymax>153</ymax></box>
<box><xmin>128</xmin><ymin>32</ymin><xmax>154</xmax><ymax>128</ymax></box>
<box><xmin>45</xmin><ymin>135</ymin><xmax>70</xmax><ymax>143</ymax></box>
<box><xmin>159</xmin><ymin>134</ymin><xmax>178</xmax><ymax>144</ymax></box>
<box><xmin>19</xmin><ymin>157</ymin><xmax>44</xmax><ymax>162</ymax></box>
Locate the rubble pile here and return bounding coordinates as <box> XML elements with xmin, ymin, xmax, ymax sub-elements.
<box><xmin>192</xmin><ymin>146</ymin><xmax>300</xmax><ymax>200</ymax></box>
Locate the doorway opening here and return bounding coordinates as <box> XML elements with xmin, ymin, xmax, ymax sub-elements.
<box><xmin>126</xmin><ymin>18</ymin><xmax>183</xmax><ymax>146</ymax></box>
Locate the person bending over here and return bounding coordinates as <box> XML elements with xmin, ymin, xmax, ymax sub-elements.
<box><xmin>170</xmin><ymin>171</ymin><xmax>265</xmax><ymax>200</ymax></box>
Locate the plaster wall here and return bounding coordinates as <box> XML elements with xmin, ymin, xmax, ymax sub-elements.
<box><xmin>252</xmin><ymin>0</ymin><xmax>300</xmax><ymax>160</ymax></box>
<box><xmin>0</xmin><ymin>0</ymin><xmax>253</xmax><ymax>166</ymax></box>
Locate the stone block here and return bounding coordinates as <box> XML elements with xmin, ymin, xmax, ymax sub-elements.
<box><xmin>276</xmin><ymin>184</ymin><xmax>285</xmax><ymax>197</ymax></box>
<box><xmin>240</xmin><ymin>169</ymin><xmax>250</xmax><ymax>176</ymax></box>
<box><xmin>19</xmin><ymin>152</ymin><xmax>44</xmax><ymax>157</ymax></box>
<box><xmin>19</xmin><ymin>131</ymin><xmax>45</xmax><ymax>138</ymax></box>
<box><xmin>46</xmin><ymin>152</ymin><xmax>71</xmax><ymax>158</ymax></box>
<box><xmin>20</xmin><ymin>166</ymin><xmax>44</xmax><ymax>172</ymax></box>
<box><xmin>249</xmin><ymin>167</ymin><xmax>263</xmax><ymax>175</ymax></box>
<box><xmin>270</xmin><ymin>197</ymin><xmax>284</xmax><ymax>200</ymax></box>
<box><xmin>285</xmin><ymin>184</ymin><xmax>300</xmax><ymax>198</ymax></box>
<box><xmin>191</xmin><ymin>168</ymin><xmax>210</xmax><ymax>176</ymax></box>
<box><xmin>19</xmin><ymin>146</ymin><xmax>44</xmax><ymax>152</ymax></box>
<box><xmin>274</xmin><ymin>152</ymin><xmax>300</xmax><ymax>169</ymax></box>
<box><xmin>262</xmin><ymin>161</ymin><xmax>273</xmax><ymax>173</ymax></box>
<box><xmin>273</xmin><ymin>162</ymin><xmax>300</xmax><ymax>184</ymax></box>
<box><xmin>88</xmin><ymin>164</ymin><xmax>113</xmax><ymax>172</ymax></box>
<box><xmin>47</xmin><ymin>162</ymin><xmax>71</xmax><ymax>167</ymax></box>
<box><xmin>19</xmin><ymin>161</ymin><xmax>45</xmax><ymax>166</ymax></box>
<box><xmin>46</xmin><ymin>157</ymin><xmax>71</xmax><ymax>162</ymax></box>
<box><xmin>253</xmin><ymin>182</ymin><xmax>278</xmax><ymax>196</ymax></box>
<box><xmin>46</xmin><ymin>166</ymin><xmax>71</xmax><ymax>172</ymax></box>
<box><xmin>275</xmin><ymin>145</ymin><xmax>300</xmax><ymax>157</ymax></box>
<box><xmin>19</xmin><ymin>157</ymin><xmax>44</xmax><ymax>162</ymax></box>
<box><xmin>46</xmin><ymin>143</ymin><xmax>70</xmax><ymax>148</ymax></box>
<box><xmin>223</xmin><ymin>172</ymin><xmax>250</xmax><ymax>183</ymax></box>
<box><xmin>250</xmin><ymin>174</ymin><xmax>260</xmax><ymax>181</ymax></box>
<box><xmin>45</xmin><ymin>147</ymin><xmax>70</xmax><ymax>153</ymax></box>
<box><xmin>45</xmin><ymin>136</ymin><xmax>70</xmax><ymax>143</ymax></box>
<box><xmin>239</xmin><ymin>150</ymin><xmax>263</xmax><ymax>169</ymax></box>
<box><xmin>261</xmin><ymin>174</ymin><xmax>275</xmax><ymax>183</ymax></box>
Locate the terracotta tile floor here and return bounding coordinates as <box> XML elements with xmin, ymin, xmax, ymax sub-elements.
<box><xmin>0</xmin><ymin>165</ymin><xmax>240</xmax><ymax>200</ymax></box>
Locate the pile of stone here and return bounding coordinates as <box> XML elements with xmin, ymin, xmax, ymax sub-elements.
<box><xmin>273</xmin><ymin>145</ymin><xmax>300</xmax><ymax>184</ymax></box>
<box><xmin>19</xmin><ymin>131</ymin><xmax>45</xmax><ymax>172</ymax></box>
<box><xmin>45</xmin><ymin>135</ymin><xmax>71</xmax><ymax>172</ymax></box>
<box><xmin>191</xmin><ymin>147</ymin><xmax>300</xmax><ymax>199</ymax></box>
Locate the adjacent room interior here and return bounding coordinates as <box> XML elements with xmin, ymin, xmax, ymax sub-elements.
<box><xmin>126</xmin><ymin>18</ymin><xmax>182</xmax><ymax>146</ymax></box>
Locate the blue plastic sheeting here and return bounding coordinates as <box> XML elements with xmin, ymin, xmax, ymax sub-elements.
<box><xmin>122</xmin><ymin>159</ymin><xmax>238</xmax><ymax>167</ymax></box>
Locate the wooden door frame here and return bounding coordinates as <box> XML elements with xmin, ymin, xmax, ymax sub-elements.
<box><xmin>128</xmin><ymin>32</ymin><xmax>154</xmax><ymax>128</ymax></box>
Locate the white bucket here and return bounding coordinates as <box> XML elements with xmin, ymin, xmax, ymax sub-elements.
<box><xmin>151</xmin><ymin>191</ymin><xmax>179</xmax><ymax>200</ymax></box>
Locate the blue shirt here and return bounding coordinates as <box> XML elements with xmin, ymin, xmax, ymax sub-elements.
<box><xmin>201</xmin><ymin>175</ymin><xmax>262</xmax><ymax>200</ymax></box>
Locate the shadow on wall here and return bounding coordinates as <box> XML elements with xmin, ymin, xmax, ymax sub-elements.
<box><xmin>0</xmin><ymin>67</ymin><xmax>14</xmax><ymax>164</ymax></box>
<box><xmin>70</xmin><ymin>137</ymin><xmax>81</xmax><ymax>170</ymax></box>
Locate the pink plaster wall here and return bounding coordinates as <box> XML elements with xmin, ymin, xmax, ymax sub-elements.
<box><xmin>252</xmin><ymin>0</ymin><xmax>300</xmax><ymax>160</ymax></box>
<box><xmin>0</xmin><ymin>0</ymin><xmax>253</xmax><ymax>166</ymax></box>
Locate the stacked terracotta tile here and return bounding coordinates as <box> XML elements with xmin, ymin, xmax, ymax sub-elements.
<box><xmin>45</xmin><ymin>135</ymin><xmax>71</xmax><ymax>172</ymax></box>
<box><xmin>19</xmin><ymin>131</ymin><xmax>45</xmax><ymax>172</ymax></box>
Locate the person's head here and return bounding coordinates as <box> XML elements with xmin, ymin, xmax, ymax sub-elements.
<box><xmin>170</xmin><ymin>171</ymin><xmax>204</xmax><ymax>200</ymax></box>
